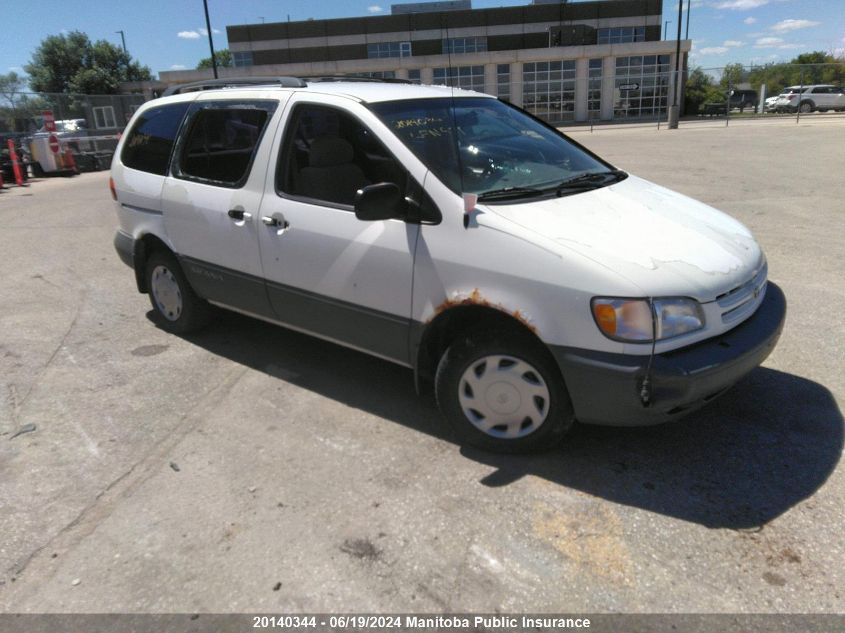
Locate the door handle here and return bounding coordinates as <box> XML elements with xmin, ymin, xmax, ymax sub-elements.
<box><xmin>228</xmin><ymin>209</ymin><xmax>252</xmax><ymax>222</ymax></box>
<box><xmin>262</xmin><ymin>216</ymin><xmax>289</xmax><ymax>229</ymax></box>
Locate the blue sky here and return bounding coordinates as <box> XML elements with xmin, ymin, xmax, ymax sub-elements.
<box><xmin>2</xmin><ymin>0</ymin><xmax>843</xmax><ymax>82</ymax></box>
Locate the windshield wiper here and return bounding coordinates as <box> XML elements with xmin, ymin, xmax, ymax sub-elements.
<box><xmin>554</xmin><ymin>169</ymin><xmax>628</xmax><ymax>195</ymax></box>
<box><xmin>477</xmin><ymin>186</ymin><xmax>545</xmax><ymax>202</ymax></box>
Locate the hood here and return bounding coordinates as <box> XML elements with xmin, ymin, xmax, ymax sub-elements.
<box><xmin>484</xmin><ymin>175</ymin><xmax>762</xmax><ymax>302</ymax></box>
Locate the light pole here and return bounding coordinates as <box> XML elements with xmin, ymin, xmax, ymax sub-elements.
<box><xmin>685</xmin><ymin>0</ymin><xmax>691</xmax><ymax>39</ymax></box>
<box><xmin>115</xmin><ymin>30</ymin><xmax>127</xmax><ymax>53</ymax></box>
<box><xmin>668</xmin><ymin>0</ymin><xmax>684</xmax><ymax>128</ymax></box>
<box><xmin>202</xmin><ymin>0</ymin><xmax>218</xmax><ymax>79</ymax></box>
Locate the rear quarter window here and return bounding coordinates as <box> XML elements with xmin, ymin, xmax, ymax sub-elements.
<box><xmin>121</xmin><ymin>103</ymin><xmax>191</xmax><ymax>175</ymax></box>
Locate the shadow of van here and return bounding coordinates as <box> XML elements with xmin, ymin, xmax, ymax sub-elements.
<box><xmin>156</xmin><ymin>308</ymin><xmax>843</xmax><ymax>531</ymax></box>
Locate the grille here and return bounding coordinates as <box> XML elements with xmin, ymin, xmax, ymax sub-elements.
<box><xmin>717</xmin><ymin>260</ymin><xmax>768</xmax><ymax>326</ymax></box>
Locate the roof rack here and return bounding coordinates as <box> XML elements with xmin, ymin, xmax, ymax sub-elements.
<box><xmin>303</xmin><ymin>75</ymin><xmax>414</xmax><ymax>85</ymax></box>
<box><xmin>161</xmin><ymin>74</ymin><xmax>415</xmax><ymax>97</ymax></box>
<box><xmin>162</xmin><ymin>76</ymin><xmax>307</xmax><ymax>96</ymax></box>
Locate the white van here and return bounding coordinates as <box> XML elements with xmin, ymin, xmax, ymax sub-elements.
<box><xmin>111</xmin><ymin>78</ymin><xmax>785</xmax><ymax>453</ymax></box>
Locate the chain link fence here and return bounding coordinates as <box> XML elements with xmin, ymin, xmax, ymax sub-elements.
<box><xmin>0</xmin><ymin>92</ymin><xmax>145</xmax><ymax>179</ymax></box>
<box><xmin>2</xmin><ymin>62</ymin><xmax>843</xmax><ymax>182</ymax></box>
<box><xmin>682</xmin><ymin>62</ymin><xmax>845</xmax><ymax>126</ymax></box>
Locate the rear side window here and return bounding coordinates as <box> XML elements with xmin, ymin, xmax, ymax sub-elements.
<box><xmin>121</xmin><ymin>103</ymin><xmax>190</xmax><ymax>175</ymax></box>
<box><xmin>175</xmin><ymin>103</ymin><xmax>275</xmax><ymax>188</ymax></box>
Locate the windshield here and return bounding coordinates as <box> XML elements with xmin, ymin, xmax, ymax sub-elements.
<box><xmin>369</xmin><ymin>97</ymin><xmax>610</xmax><ymax>196</ymax></box>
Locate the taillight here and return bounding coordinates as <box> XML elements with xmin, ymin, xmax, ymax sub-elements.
<box><xmin>109</xmin><ymin>177</ymin><xmax>117</xmax><ymax>201</ymax></box>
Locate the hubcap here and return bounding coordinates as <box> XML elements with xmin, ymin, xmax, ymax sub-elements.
<box><xmin>151</xmin><ymin>265</ymin><xmax>183</xmax><ymax>321</ymax></box>
<box><xmin>458</xmin><ymin>354</ymin><xmax>550</xmax><ymax>439</ymax></box>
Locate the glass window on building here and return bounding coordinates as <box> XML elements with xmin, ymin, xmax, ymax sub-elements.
<box><xmin>522</xmin><ymin>60</ymin><xmax>577</xmax><ymax>123</ymax></box>
<box><xmin>614</xmin><ymin>55</ymin><xmax>671</xmax><ymax>119</ymax></box>
<box><xmin>432</xmin><ymin>65</ymin><xmax>486</xmax><ymax>92</ymax></box>
<box><xmin>497</xmin><ymin>64</ymin><xmax>511</xmax><ymax>101</ymax></box>
<box><xmin>93</xmin><ymin>105</ymin><xmax>117</xmax><ymax>129</ymax></box>
<box><xmin>233</xmin><ymin>51</ymin><xmax>253</xmax><ymax>67</ymax></box>
<box><xmin>367</xmin><ymin>41</ymin><xmax>412</xmax><ymax>59</ymax></box>
<box><xmin>597</xmin><ymin>26</ymin><xmax>646</xmax><ymax>45</ymax></box>
<box><xmin>407</xmin><ymin>69</ymin><xmax>421</xmax><ymax>84</ymax></box>
<box><xmin>588</xmin><ymin>58</ymin><xmax>602</xmax><ymax>118</ymax></box>
<box><xmin>442</xmin><ymin>37</ymin><xmax>487</xmax><ymax>55</ymax></box>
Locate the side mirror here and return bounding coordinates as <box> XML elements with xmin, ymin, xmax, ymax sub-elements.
<box><xmin>354</xmin><ymin>182</ymin><xmax>404</xmax><ymax>221</ymax></box>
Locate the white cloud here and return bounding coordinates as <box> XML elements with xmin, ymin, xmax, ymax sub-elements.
<box><xmin>753</xmin><ymin>36</ymin><xmax>801</xmax><ymax>49</ymax></box>
<box><xmin>714</xmin><ymin>0</ymin><xmax>769</xmax><ymax>9</ymax></box>
<box><xmin>177</xmin><ymin>30</ymin><xmax>201</xmax><ymax>39</ymax></box>
<box><xmin>170</xmin><ymin>64</ymin><xmax>186</xmax><ymax>70</ymax></box>
<box><xmin>197</xmin><ymin>27</ymin><xmax>221</xmax><ymax>36</ymax></box>
<box><xmin>754</xmin><ymin>36</ymin><xmax>783</xmax><ymax>46</ymax></box>
<box><xmin>8</xmin><ymin>66</ymin><xmax>22</xmax><ymax>72</ymax></box>
<box><xmin>770</xmin><ymin>19</ymin><xmax>821</xmax><ymax>33</ymax></box>
<box><xmin>723</xmin><ymin>40</ymin><xmax>744</xmax><ymax>47</ymax></box>
<box><xmin>699</xmin><ymin>46</ymin><xmax>730</xmax><ymax>54</ymax></box>
<box><xmin>367</xmin><ymin>5</ymin><xmax>383</xmax><ymax>12</ymax></box>
<box><xmin>743</xmin><ymin>17</ymin><xmax>757</xmax><ymax>24</ymax></box>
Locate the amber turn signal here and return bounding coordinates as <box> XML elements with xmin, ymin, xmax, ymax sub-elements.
<box><xmin>593</xmin><ymin>303</ymin><xmax>617</xmax><ymax>336</ymax></box>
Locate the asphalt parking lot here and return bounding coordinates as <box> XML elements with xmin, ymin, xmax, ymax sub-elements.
<box><xmin>1</xmin><ymin>117</ymin><xmax>843</xmax><ymax>613</ymax></box>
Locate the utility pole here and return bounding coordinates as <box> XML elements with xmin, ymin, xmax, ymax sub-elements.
<box><xmin>668</xmin><ymin>0</ymin><xmax>684</xmax><ymax>128</ymax></box>
<box><xmin>202</xmin><ymin>0</ymin><xmax>218</xmax><ymax>79</ymax></box>
<box><xmin>115</xmin><ymin>30</ymin><xmax>127</xmax><ymax>53</ymax></box>
<box><xmin>685</xmin><ymin>0</ymin><xmax>691</xmax><ymax>40</ymax></box>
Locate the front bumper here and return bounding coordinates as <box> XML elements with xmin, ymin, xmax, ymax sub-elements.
<box><xmin>551</xmin><ymin>282</ymin><xmax>786</xmax><ymax>426</ymax></box>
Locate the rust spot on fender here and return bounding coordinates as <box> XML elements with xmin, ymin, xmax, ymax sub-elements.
<box><xmin>429</xmin><ymin>288</ymin><xmax>538</xmax><ymax>335</ymax></box>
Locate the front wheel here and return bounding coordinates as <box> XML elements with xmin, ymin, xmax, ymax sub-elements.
<box><xmin>435</xmin><ymin>330</ymin><xmax>574</xmax><ymax>453</ymax></box>
<box><xmin>145</xmin><ymin>249</ymin><xmax>211</xmax><ymax>334</ymax></box>
<box><xmin>799</xmin><ymin>101</ymin><xmax>814</xmax><ymax>113</ymax></box>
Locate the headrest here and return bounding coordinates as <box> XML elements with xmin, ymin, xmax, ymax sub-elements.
<box><xmin>309</xmin><ymin>136</ymin><xmax>354</xmax><ymax>167</ymax></box>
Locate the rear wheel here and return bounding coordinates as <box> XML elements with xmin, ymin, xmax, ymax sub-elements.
<box><xmin>145</xmin><ymin>249</ymin><xmax>211</xmax><ymax>334</ymax></box>
<box><xmin>435</xmin><ymin>330</ymin><xmax>574</xmax><ymax>453</ymax></box>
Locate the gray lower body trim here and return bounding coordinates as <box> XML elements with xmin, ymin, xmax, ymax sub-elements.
<box><xmin>265</xmin><ymin>279</ymin><xmax>411</xmax><ymax>365</ymax></box>
<box><xmin>179</xmin><ymin>256</ymin><xmax>412</xmax><ymax>366</ymax></box>
<box><xmin>113</xmin><ymin>230</ymin><xmax>134</xmax><ymax>269</ymax></box>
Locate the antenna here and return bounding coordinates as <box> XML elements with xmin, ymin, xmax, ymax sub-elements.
<box><xmin>441</xmin><ymin>15</ymin><xmax>470</xmax><ymax>221</ymax></box>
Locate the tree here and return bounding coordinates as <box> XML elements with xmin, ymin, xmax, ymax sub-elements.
<box><xmin>745</xmin><ymin>52</ymin><xmax>845</xmax><ymax>96</ymax></box>
<box><xmin>0</xmin><ymin>71</ymin><xmax>27</xmax><ymax>131</ymax></box>
<box><xmin>197</xmin><ymin>49</ymin><xmax>233</xmax><ymax>70</ymax></box>
<box><xmin>24</xmin><ymin>31</ymin><xmax>152</xmax><ymax>95</ymax></box>
<box><xmin>684</xmin><ymin>67</ymin><xmax>715</xmax><ymax>114</ymax></box>
<box><xmin>719</xmin><ymin>63</ymin><xmax>745</xmax><ymax>89</ymax></box>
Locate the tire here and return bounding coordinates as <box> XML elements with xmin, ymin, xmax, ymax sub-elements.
<box><xmin>145</xmin><ymin>249</ymin><xmax>211</xmax><ymax>334</ymax></box>
<box><xmin>435</xmin><ymin>329</ymin><xmax>574</xmax><ymax>453</ymax></box>
<box><xmin>799</xmin><ymin>101</ymin><xmax>814</xmax><ymax>113</ymax></box>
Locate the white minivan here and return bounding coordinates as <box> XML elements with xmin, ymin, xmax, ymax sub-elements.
<box><xmin>111</xmin><ymin>78</ymin><xmax>785</xmax><ymax>453</ymax></box>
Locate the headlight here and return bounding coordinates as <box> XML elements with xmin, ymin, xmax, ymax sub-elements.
<box><xmin>591</xmin><ymin>297</ymin><xmax>705</xmax><ymax>343</ymax></box>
